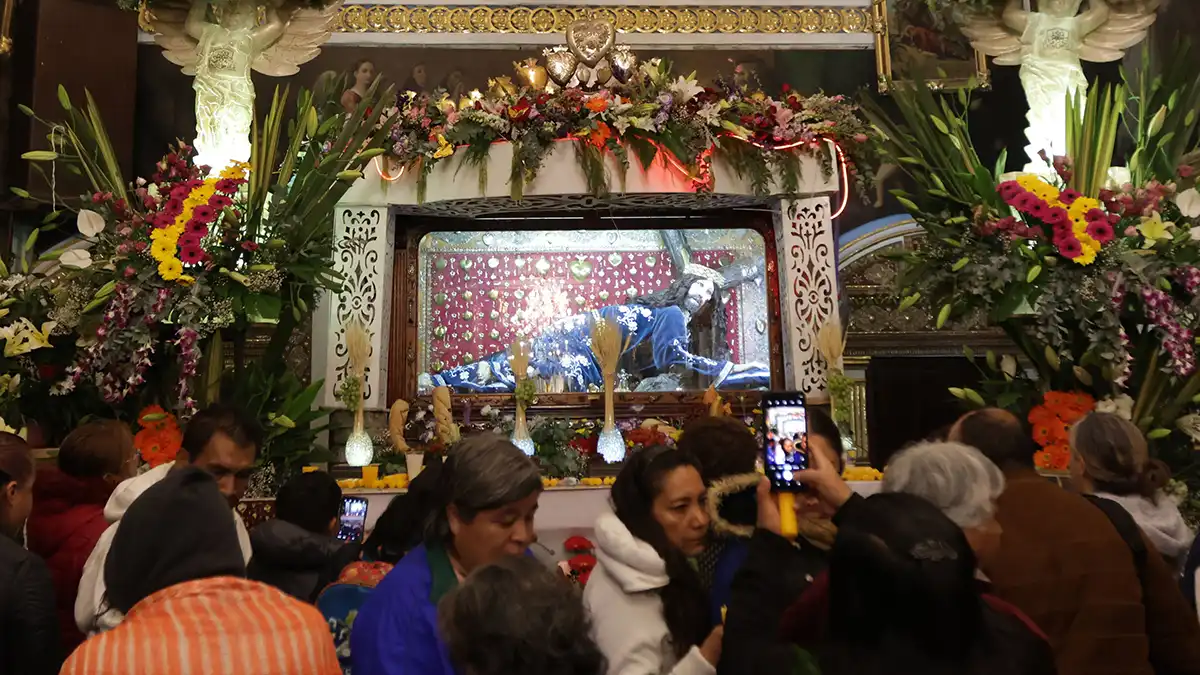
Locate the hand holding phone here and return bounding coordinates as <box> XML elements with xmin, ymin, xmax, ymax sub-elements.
<box><xmin>762</xmin><ymin>392</ymin><xmax>809</xmax><ymax>492</ymax></box>
<box><xmin>337</xmin><ymin>497</ymin><xmax>369</xmax><ymax>543</ymax></box>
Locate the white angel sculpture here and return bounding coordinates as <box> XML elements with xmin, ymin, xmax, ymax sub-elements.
<box><xmin>145</xmin><ymin>0</ymin><xmax>343</xmax><ymax>172</ymax></box>
<box><xmin>962</xmin><ymin>0</ymin><xmax>1159</xmax><ymax>170</ymax></box>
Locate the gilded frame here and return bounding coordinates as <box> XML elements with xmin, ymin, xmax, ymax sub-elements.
<box><xmin>872</xmin><ymin>0</ymin><xmax>990</xmax><ymax>93</ymax></box>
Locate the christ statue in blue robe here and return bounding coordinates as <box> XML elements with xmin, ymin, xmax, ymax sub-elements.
<box><xmin>421</xmin><ymin>271</ymin><xmax>770</xmax><ymax>393</ymax></box>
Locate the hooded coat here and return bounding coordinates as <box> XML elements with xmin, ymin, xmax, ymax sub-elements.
<box><xmin>1093</xmin><ymin>491</ymin><xmax>1195</xmax><ymax>565</ymax></box>
<box><xmin>583</xmin><ymin>511</ymin><xmax>716</xmax><ymax>675</ymax></box>
<box><xmin>25</xmin><ymin>467</ymin><xmax>115</xmax><ymax>652</ymax></box>
<box><xmin>73</xmin><ymin>462</ymin><xmax>252</xmax><ymax>635</ymax></box>
<box><xmin>247</xmin><ymin>519</ymin><xmax>360</xmax><ymax>602</ymax></box>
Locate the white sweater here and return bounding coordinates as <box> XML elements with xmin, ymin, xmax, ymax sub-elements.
<box><xmin>583</xmin><ymin>511</ymin><xmax>716</xmax><ymax>675</ymax></box>
<box><xmin>74</xmin><ymin>462</ymin><xmax>253</xmax><ymax>635</ymax></box>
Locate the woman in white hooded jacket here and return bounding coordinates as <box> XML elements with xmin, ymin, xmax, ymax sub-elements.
<box><xmin>584</xmin><ymin>445</ymin><xmax>724</xmax><ymax>675</ymax></box>
<box><xmin>1070</xmin><ymin>413</ymin><xmax>1195</xmax><ymax>567</ymax></box>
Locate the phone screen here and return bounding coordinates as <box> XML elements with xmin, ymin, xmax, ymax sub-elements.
<box><xmin>337</xmin><ymin>497</ymin><xmax>369</xmax><ymax>543</ymax></box>
<box><xmin>763</xmin><ymin>393</ymin><xmax>809</xmax><ymax>492</ymax></box>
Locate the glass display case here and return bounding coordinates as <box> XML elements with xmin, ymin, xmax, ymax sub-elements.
<box><xmin>407</xmin><ymin>222</ymin><xmax>776</xmax><ymax>397</ymax></box>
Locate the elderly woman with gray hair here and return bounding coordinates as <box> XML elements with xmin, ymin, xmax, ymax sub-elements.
<box><xmin>351</xmin><ymin>435</ymin><xmax>544</xmax><ymax>675</ymax></box>
<box><xmin>881</xmin><ymin>440</ymin><xmax>1007</xmax><ymax>569</ymax></box>
<box><xmin>440</xmin><ymin>555</ymin><xmax>606</xmax><ymax>675</ymax></box>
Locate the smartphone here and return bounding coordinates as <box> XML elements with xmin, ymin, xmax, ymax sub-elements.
<box><xmin>336</xmin><ymin>496</ymin><xmax>369</xmax><ymax>543</ymax></box>
<box><xmin>762</xmin><ymin>392</ymin><xmax>809</xmax><ymax>492</ymax></box>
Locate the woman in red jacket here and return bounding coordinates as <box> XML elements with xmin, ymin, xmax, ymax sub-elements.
<box><xmin>25</xmin><ymin>420</ymin><xmax>135</xmax><ymax>653</ymax></box>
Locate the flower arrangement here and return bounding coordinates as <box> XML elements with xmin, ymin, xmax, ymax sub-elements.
<box><xmin>134</xmin><ymin>404</ymin><xmax>183</xmax><ymax>468</ymax></box>
<box><xmin>1028</xmin><ymin>392</ymin><xmax>1095</xmax><ymax>471</ymax></box>
<box><xmin>387</xmin><ymin>59</ymin><xmax>880</xmax><ymax>202</ymax></box>
<box><xmin>4</xmin><ymin>82</ymin><xmax>395</xmax><ymax>468</ymax></box>
<box><xmin>867</xmin><ymin>45</ymin><xmax>1200</xmax><ymax>480</ymax></box>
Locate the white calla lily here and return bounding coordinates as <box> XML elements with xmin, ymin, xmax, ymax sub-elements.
<box><xmin>76</xmin><ymin>209</ymin><xmax>106</xmax><ymax>238</ymax></box>
<box><xmin>1177</xmin><ymin>188</ymin><xmax>1200</xmax><ymax>219</ymax></box>
<box><xmin>59</xmin><ymin>249</ymin><xmax>93</xmax><ymax>269</ymax></box>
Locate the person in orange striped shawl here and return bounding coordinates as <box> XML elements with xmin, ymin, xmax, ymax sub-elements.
<box><xmin>61</xmin><ymin>466</ymin><xmax>340</xmax><ymax>675</ymax></box>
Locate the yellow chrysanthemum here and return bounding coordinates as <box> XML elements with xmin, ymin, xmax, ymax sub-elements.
<box><xmin>177</xmin><ymin>274</ymin><xmax>196</xmax><ymax>286</ymax></box>
<box><xmin>150</xmin><ymin>239</ymin><xmax>176</xmax><ymax>262</ymax></box>
<box><xmin>157</xmin><ymin>258</ymin><xmax>183</xmax><ymax>281</ymax></box>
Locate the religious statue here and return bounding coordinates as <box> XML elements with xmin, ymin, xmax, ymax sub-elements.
<box><xmin>422</xmin><ymin>235</ymin><xmax>771</xmax><ymax>394</ymax></box>
<box><xmin>961</xmin><ymin>0</ymin><xmax>1160</xmax><ymax>169</ymax></box>
<box><xmin>145</xmin><ymin>0</ymin><xmax>342</xmax><ymax>172</ymax></box>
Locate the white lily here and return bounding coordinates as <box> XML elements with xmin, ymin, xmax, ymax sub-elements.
<box><xmin>670</xmin><ymin>76</ymin><xmax>704</xmax><ymax>104</ymax></box>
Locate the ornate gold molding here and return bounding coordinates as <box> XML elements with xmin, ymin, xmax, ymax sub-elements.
<box><xmin>335</xmin><ymin>4</ymin><xmax>877</xmax><ymax>35</ymax></box>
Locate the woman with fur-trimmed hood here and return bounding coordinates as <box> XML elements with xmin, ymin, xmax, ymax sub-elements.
<box><xmin>678</xmin><ymin>409</ymin><xmax>843</xmax><ymax>675</ymax></box>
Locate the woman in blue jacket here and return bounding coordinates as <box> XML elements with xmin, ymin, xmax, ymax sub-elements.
<box><xmin>350</xmin><ymin>435</ymin><xmax>544</xmax><ymax>675</ymax></box>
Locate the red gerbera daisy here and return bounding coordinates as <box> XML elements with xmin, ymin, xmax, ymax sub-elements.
<box><xmin>1085</xmin><ymin>220</ymin><xmax>1115</xmax><ymax>244</ymax></box>
<box><xmin>1058</xmin><ymin>237</ymin><xmax>1084</xmax><ymax>259</ymax></box>
<box><xmin>998</xmin><ymin>181</ymin><xmax>1024</xmax><ymax>205</ymax></box>
<box><xmin>1044</xmin><ymin>207</ymin><xmax>1069</xmax><ymax>227</ymax></box>
<box><xmin>185</xmin><ymin>219</ymin><xmax>209</xmax><ymax>237</ymax></box>
<box><xmin>179</xmin><ymin>245</ymin><xmax>206</xmax><ymax>265</ymax></box>
<box><xmin>1086</xmin><ymin>208</ymin><xmax>1108</xmax><ymax>224</ymax></box>
<box><xmin>191</xmin><ymin>205</ymin><xmax>216</xmax><ymax>223</ymax></box>
<box><xmin>1013</xmin><ymin>193</ymin><xmax>1040</xmax><ymax>214</ymax></box>
<box><xmin>214</xmin><ymin>178</ymin><xmax>240</xmax><ymax>194</ymax></box>
<box><xmin>162</xmin><ymin>198</ymin><xmax>184</xmax><ymax>218</ymax></box>
<box><xmin>177</xmin><ymin>233</ymin><xmax>202</xmax><ymax>249</ymax></box>
<box><xmin>208</xmin><ymin>194</ymin><xmax>233</xmax><ymax>209</ymax></box>
<box><xmin>153</xmin><ymin>213</ymin><xmax>175</xmax><ymax>229</ymax></box>
<box><xmin>1058</xmin><ymin>189</ymin><xmax>1082</xmax><ymax>205</ymax></box>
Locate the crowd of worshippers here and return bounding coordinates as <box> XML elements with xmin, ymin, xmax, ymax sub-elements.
<box><xmin>3</xmin><ymin>403</ymin><xmax>1200</xmax><ymax>675</ymax></box>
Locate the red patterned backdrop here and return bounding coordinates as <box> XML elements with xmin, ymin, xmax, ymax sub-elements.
<box><xmin>425</xmin><ymin>249</ymin><xmax>741</xmax><ymax>371</ymax></box>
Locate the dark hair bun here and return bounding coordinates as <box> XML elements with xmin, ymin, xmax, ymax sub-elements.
<box><xmin>1139</xmin><ymin>458</ymin><xmax>1172</xmax><ymax>495</ymax></box>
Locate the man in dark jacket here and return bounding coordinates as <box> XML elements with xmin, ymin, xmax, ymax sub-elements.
<box><xmin>248</xmin><ymin>471</ymin><xmax>360</xmax><ymax>602</ymax></box>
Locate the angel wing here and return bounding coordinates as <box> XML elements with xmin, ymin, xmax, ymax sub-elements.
<box><xmin>252</xmin><ymin>0</ymin><xmax>344</xmax><ymax>77</ymax></box>
<box><xmin>147</xmin><ymin>5</ymin><xmax>201</xmax><ymax>76</ymax></box>
<box><xmin>959</xmin><ymin>12</ymin><xmax>1022</xmax><ymax>67</ymax></box>
<box><xmin>1080</xmin><ymin>0</ymin><xmax>1161</xmax><ymax>63</ymax></box>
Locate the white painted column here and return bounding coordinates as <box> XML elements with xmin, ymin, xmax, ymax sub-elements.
<box><xmin>312</xmin><ymin>206</ymin><xmax>394</xmax><ymax>410</ymax></box>
<box><xmin>774</xmin><ymin>196</ymin><xmax>838</xmax><ymax>396</ymax></box>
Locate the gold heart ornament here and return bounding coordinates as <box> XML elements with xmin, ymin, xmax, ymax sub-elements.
<box><xmin>567</xmin><ymin>19</ymin><xmax>615</xmax><ymax>68</ymax></box>
<box><xmin>544</xmin><ymin>46</ymin><xmax>578</xmax><ymax>87</ymax></box>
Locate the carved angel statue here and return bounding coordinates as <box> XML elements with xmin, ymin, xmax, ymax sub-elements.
<box><xmin>961</xmin><ymin>0</ymin><xmax>1160</xmax><ymax>169</ymax></box>
<box><xmin>146</xmin><ymin>0</ymin><xmax>343</xmax><ymax>172</ymax></box>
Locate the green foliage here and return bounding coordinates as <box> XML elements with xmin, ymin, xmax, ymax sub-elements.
<box><xmin>223</xmin><ymin>362</ymin><xmax>333</xmax><ymax>478</ymax></box>
<box><xmin>530</xmin><ymin>418</ymin><xmax>588</xmax><ymax>479</ymax></box>
<box><xmin>1124</xmin><ymin>41</ymin><xmax>1200</xmax><ymax>185</ymax></box>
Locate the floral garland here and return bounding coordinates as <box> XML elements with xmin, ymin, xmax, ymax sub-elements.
<box><xmin>386</xmin><ymin>59</ymin><xmax>880</xmax><ymax>202</ymax></box>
